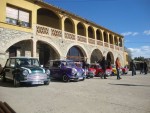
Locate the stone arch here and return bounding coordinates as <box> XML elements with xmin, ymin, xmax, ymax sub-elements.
<box><xmin>90</xmin><ymin>49</ymin><xmax>103</xmax><ymax>63</ymax></box>
<box><xmin>77</xmin><ymin>22</ymin><xmax>86</xmax><ymax>36</ymax></box>
<box><xmin>4</xmin><ymin>35</ymin><xmax>32</xmax><ymax>53</ymax></box>
<box><xmin>106</xmin><ymin>51</ymin><xmax>114</xmax><ymax>64</ymax></box>
<box><xmin>37</xmin><ymin>40</ymin><xmax>61</xmax><ymax>66</ymax></box>
<box><xmin>64</xmin><ymin>18</ymin><xmax>75</xmax><ymax>33</ymax></box>
<box><xmin>88</xmin><ymin>26</ymin><xmax>94</xmax><ymax>39</ymax></box>
<box><xmin>65</xmin><ymin>43</ymin><xmax>88</xmax><ymax>61</ymax></box>
<box><xmin>96</xmin><ymin>29</ymin><xmax>103</xmax><ymax>41</ymax></box>
<box><xmin>37</xmin><ymin>8</ymin><xmax>61</xmax><ymax>29</ymax></box>
<box><xmin>37</xmin><ymin>38</ymin><xmax>62</xmax><ymax>58</ymax></box>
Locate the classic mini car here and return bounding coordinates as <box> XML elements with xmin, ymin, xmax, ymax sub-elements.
<box><xmin>111</xmin><ymin>64</ymin><xmax>123</xmax><ymax>75</ymax></box>
<box><xmin>1</xmin><ymin>57</ymin><xmax>50</xmax><ymax>87</ymax></box>
<box><xmin>75</xmin><ymin>62</ymin><xmax>94</xmax><ymax>78</ymax></box>
<box><xmin>85</xmin><ymin>67</ymin><xmax>95</xmax><ymax>78</ymax></box>
<box><xmin>111</xmin><ymin>64</ymin><xmax>117</xmax><ymax>75</ymax></box>
<box><xmin>90</xmin><ymin>64</ymin><xmax>103</xmax><ymax>77</ymax></box>
<box><xmin>121</xmin><ymin>65</ymin><xmax>129</xmax><ymax>74</ymax></box>
<box><xmin>47</xmin><ymin>59</ymin><xmax>85</xmax><ymax>82</ymax></box>
<box><xmin>105</xmin><ymin>66</ymin><xmax>112</xmax><ymax>76</ymax></box>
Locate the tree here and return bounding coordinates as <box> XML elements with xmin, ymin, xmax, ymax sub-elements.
<box><xmin>125</xmin><ymin>47</ymin><xmax>132</xmax><ymax>63</ymax></box>
<box><xmin>134</xmin><ymin>56</ymin><xmax>145</xmax><ymax>61</ymax></box>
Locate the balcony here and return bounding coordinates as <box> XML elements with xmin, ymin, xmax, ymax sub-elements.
<box><xmin>35</xmin><ymin>24</ymin><xmax>123</xmax><ymax>51</ymax></box>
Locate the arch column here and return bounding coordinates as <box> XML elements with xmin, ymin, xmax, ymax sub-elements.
<box><xmin>117</xmin><ymin>36</ymin><xmax>119</xmax><ymax>46</ymax></box>
<box><xmin>101</xmin><ymin>30</ymin><xmax>104</xmax><ymax>46</ymax></box>
<box><xmin>112</xmin><ymin>35</ymin><xmax>115</xmax><ymax>45</ymax></box>
<box><xmin>94</xmin><ymin>28</ymin><xmax>97</xmax><ymax>45</ymax></box>
<box><xmin>85</xmin><ymin>25</ymin><xmax>88</xmax><ymax>44</ymax></box>
<box><xmin>107</xmin><ymin>32</ymin><xmax>110</xmax><ymax>48</ymax></box>
<box><xmin>31</xmin><ymin>39</ymin><xmax>37</xmax><ymax>58</ymax></box>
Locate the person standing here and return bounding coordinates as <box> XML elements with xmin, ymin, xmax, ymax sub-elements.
<box><xmin>100</xmin><ymin>56</ymin><xmax>107</xmax><ymax>79</ymax></box>
<box><xmin>130</xmin><ymin>60</ymin><xmax>136</xmax><ymax>76</ymax></box>
<box><xmin>140</xmin><ymin>61</ymin><xmax>144</xmax><ymax>74</ymax></box>
<box><xmin>143</xmin><ymin>61</ymin><xmax>148</xmax><ymax>75</ymax></box>
<box><xmin>115</xmin><ymin>57</ymin><xmax>121</xmax><ymax>80</ymax></box>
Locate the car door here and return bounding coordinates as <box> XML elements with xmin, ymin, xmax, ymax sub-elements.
<box><xmin>5</xmin><ymin>58</ymin><xmax>16</xmax><ymax>80</ymax></box>
<box><xmin>51</xmin><ymin>61</ymin><xmax>62</xmax><ymax>78</ymax></box>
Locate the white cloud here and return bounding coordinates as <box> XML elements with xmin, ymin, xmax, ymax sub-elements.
<box><xmin>143</xmin><ymin>30</ymin><xmax>150</xmax><ymax>35</ymax></box>
<box><xmin>121</xmin><ymin>32</ymin><xmax>139</xmax><ymax>36</ymax></box>
<box><xmin>128</xmin><ymin>46</ymin><xmax>150</xmax><ymax>58</ymax></box>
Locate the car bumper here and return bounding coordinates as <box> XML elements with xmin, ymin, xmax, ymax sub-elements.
<box><xmin>20</xmin><ymin>74</ymin><xmax>50</xmax><ymax>85</ymax></box>
<box><xmin>20</xmin><ymin>79</ymin><xmax>50</xmax><ymax>85</ymax></box>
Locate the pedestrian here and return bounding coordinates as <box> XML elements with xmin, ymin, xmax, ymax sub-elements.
<box><xmin>100</xmin><ymin>56</ymin><xmax>107</xmax><ymax>79</ymax></box>
<box><xmin>82</xmin><ymin>57</ymin><xmax>87</xmax><ymax>69</ymax></box>
<box><xmin>139</xmin><ymin>61</ymin><xmax>144</xmax><ymax>74</ymax></box>
<box><xmin>130</xmin><ymin>60</ymin><xmax>136</xmax><ymax>76</ymax></box>
<box><xmin>115</xmin><ymin>57</ymin><xmax>122</xmax><ymax>80</ymax></box>
<box><xmin>143</xmin><ymin>61</ymin><xmax>148</xmax><ymax>75</ymax></box>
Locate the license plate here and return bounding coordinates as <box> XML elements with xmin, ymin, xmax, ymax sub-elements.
<box><xmin>32</xmin><ymin>81</ymin><xmax>44</xmax><ymax>84</ymax></box>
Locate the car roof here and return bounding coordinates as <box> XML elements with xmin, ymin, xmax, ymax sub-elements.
<box><xmin>90</xmin><ymin>63</ymin><xmax>99</xmax><ymax>65</ymax></box>
<box><xmin>9</xmin><ymin>56</ymin><xmax>38</xmax><ymax>59</ymax></box>
<box><xmin>50</xmin><ymin>59</ymin><xmax>73</xmax><ymax>62</ymax></box>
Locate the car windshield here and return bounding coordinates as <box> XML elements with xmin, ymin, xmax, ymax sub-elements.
<box><xmin>16</xmin><ymin>58</ymin><xmax>40</xmax><ymax>67</ymax></box>
<box><xmin>66</xmin><ymin>61</ymin><xmax>76</xmax><ymax>67</ymax></box>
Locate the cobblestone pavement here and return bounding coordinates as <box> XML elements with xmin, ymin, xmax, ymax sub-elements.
<box><xmin>0</xmin><ymin>71</ymin><xmax>150</xmax><ymax>113</ymax></box>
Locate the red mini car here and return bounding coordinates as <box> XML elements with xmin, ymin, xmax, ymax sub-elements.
<box><xmin>121</xmin><ymin>65</ymin><xmax>129</xmax><ymax>74</ymax></box>
<box><xmin>90</xmin><ymin>63</ymin><xmax>104</xmax><ymax>77</ymax></box>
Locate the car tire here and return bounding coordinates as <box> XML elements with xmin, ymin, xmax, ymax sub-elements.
<box><xmin>44</xmin><ymin>81</ymin><xmax>50</xmax><ymax>85</ymax></box>
<box><xmin>63</xmin><ymin>75</ymin><xmax>70</xmax><ymax>82</ymax></box>
<box><xmin>14</xmin><ymin>77</ymin><xmax>20</xmax><ymax>87</ymax></box>
<box><xmin>1</xmin><ymin>73</ymin><xmax>6</xmax><ymax>82</ymax></box>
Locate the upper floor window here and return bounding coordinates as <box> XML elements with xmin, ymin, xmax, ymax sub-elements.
<box><xmin>6</xmin><ymin>5</ymin><xmax>31</xmax><ymax>27</ymax></box>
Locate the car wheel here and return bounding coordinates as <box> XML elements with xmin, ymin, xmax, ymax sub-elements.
<box><xmin>44</xmin><ymin>81</ymin><xmax>50</xmax><ymax>85</ymax></box>
<box><xmin>1</xmin><ymin>73</ymin><xmax>6</xmax><ymax>82</ymax></box>
<box><xmin>98</xmin><ymin>73</ymin><xmax>103</xmax><ymax>78</ymax></box>
<box><xmin>14</xmin><ymin>77</ymin><xmax>20</xmax><ymax>87</ymax></box>
<box><xmin>63</xmin><ymin>75</ymin><xmax>70</xmax><ymax>82</ymax></box>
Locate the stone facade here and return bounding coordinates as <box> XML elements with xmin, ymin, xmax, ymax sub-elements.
<box><xmin>0</xmin><ymin>0</ymin><xmax>126</xmax><ymax>67</ymax></box>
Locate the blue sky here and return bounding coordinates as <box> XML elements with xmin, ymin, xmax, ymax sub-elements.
<box><xmin>45</xmin><ymin>0</ymin><xmax>150</xmax><ymax>58</ymax></box>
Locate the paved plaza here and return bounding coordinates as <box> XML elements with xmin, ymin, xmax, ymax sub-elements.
<box><xmin>0</xmin><ymin>71</ymin><xmax>150</xmax><ymax>113</ymax></box>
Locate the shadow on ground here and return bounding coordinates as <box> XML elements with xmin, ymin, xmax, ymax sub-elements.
<box><xmin>109</xmin><ymin>83</ymin><xmax>150</xmax><ymax>87</ymax></box>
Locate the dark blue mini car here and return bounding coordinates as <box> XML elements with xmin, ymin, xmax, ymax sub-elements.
<box><xmin>46</xmin><ymin>59</ymin><xmax>85</xmax><ymax>82</ymax></box>
<box><xmin>0</xmin><ymin>57</ymin><xmax>50</xmax><ymax>87</ymax></box>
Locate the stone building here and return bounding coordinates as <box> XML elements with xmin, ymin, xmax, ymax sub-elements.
<box><xmin>0</xmin><ymin>0</ymin><xmax>128</xmax><ymax>66</ymax></box>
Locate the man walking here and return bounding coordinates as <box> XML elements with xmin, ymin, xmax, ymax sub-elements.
<box><xmin>100</xmin><ymin>56</ymin><xmax>107</xmax><ymax>79</ymax></box>
<box><xmin>130</xmin><ymin>60</ymin><xmax>136</xmax><ymax>76</ymax></box>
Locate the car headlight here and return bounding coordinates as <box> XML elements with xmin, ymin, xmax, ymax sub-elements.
<box><xmin>82</xmin><ymin>69</ymin><xmax>85</xmax><ymax>72</ymax></box>
<box><xmin>22</xmin><ymin>70</ymin><xmax>29</xmax><ymax>76</ymax></box>
<box><xmin>45</xmin><ymin>69</ymin><xmax>50</xmax><ymax>75</ymax></box>
<box><xmin>72</xmin><ymin>68</ymin><xmax>77</xmax><ymax>75</ymax></box>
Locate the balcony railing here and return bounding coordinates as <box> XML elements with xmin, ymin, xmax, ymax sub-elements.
<box><xmin>64</xmin><ymin>31</ymin><xmax>76</xmax><ymax>40</ymax></box>
<box><xmin>77</xmin><ymin>35</ymin><xmax>87</xmax><ymax>43</ymax></box>
<box><xmin>110</xmin><ymin>44</ymin><xmax>114</xmax><ymax>49</ymax></box>
<box><xmin>104</xmin><ymin>42</ymin><xmax>109</xmax><ymax>47</ymax></box>
<box><xmin>35</xmin><ymin>24</ymin><xmax>123</xmax><ymax>51</ymax></box>
<box><xmin>88</xmin><ymin>38</ymin><xmax>95</xmax><ymax>44</ymax></box>
<box><xmin>97</xmin><ymin>40</ymin><xmax>103</xmax><ymax>46</ymax></box>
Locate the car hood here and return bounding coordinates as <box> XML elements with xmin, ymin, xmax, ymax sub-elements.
<box><xmin>21</xmin><ymin>66</ymin><xmax>45</xmax><ymax>73</ymax></box>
